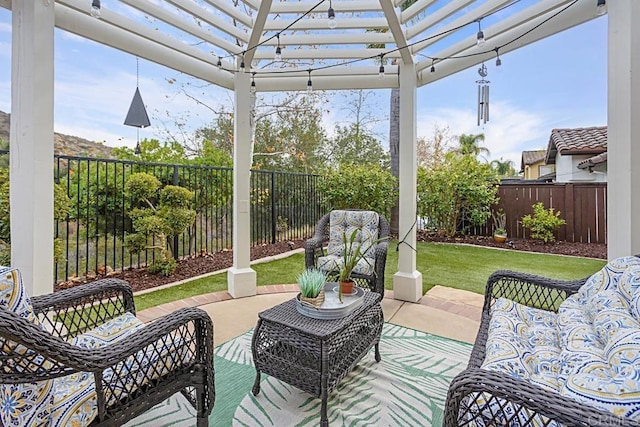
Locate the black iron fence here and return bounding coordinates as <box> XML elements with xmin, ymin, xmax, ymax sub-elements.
<box><xmin>50</xmin><ymin>155</ymin><xmax>323</xmax><ymax>282</ymax></box>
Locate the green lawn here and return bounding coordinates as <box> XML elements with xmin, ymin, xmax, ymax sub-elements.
<box><xmin>134</xmin><ymin>241</ymin><xmax>606</xmax><ymax>311</ymax></box>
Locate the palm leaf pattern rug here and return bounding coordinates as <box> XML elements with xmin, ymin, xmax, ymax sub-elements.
<box><xmin>126</xmin><ymin>323</ymin><xmax>471</xmax><ymax>426</ymax></box>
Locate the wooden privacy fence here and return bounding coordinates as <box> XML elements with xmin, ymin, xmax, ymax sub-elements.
<box><xmin>469</xmin><ymin>183</ymin><xmax>607</xmax><ymax>244</ymax></box>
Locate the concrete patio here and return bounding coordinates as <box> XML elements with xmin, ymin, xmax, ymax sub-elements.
<box><xmin>137</xmin><ymin>284</ymin><xmax>483</xmax><ymax>345</ymax></box>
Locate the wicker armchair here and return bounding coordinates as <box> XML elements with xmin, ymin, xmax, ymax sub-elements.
<box><xmin>305</xmin><ymin>210</ymin><xmax>389</xmax><ymax>297</ymax></box>
<box><xmin>0</xmin><ymin>268</ymin><xmax>214</xmax><ymax>427</ymax></box>
<box><xmin>444</xmin><ymin>270</ymin><xmax>640</xmax><ymax>427</ymax></box>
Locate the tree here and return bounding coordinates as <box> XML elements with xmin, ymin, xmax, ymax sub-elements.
<box><xmin>124</xmin><ymin>172</ymin><xmax>196</xmax><ymax>275</ymax></box>
<box><xmin>491</xmin><ymin>158</ymin><xmax>517</xmax><ymax>177</ymax></box>
<box><xmin>324</xmin><ymin>123</ymin><xmax>389</xmax><ymax>167</ymax></box>
<box><xmin>417</xmin><ymin>124</ymin><xmax>455</xmax><ymax>169</ymax></box>
<box><xmin>456</xmin><ymin>133</ymin><xmax>490</xmax><ymax>160</ymax></box>
<box><xmin>417</xmin><ymin>153</ymin><xmax>499</xmax><ymax>237</ymax></box>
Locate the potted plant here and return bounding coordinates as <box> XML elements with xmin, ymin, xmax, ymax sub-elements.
<box><xmin>338</xmin><ymin>229</ymin><xmax>387</xmax><ymax>301</ymax></box>
<box><xmin>492</xmin><ymin>209</ymin><xmax>507</xmax><ymax>243</ymax></box>
<box><xmin>297</xmin><ymin>269</ymin><xmax>327</xmax><ymax>307</ymax></box>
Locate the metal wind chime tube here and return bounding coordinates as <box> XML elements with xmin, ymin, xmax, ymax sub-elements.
<box><xmin>476</xmin><ymin>63</ymin><xmax>490</xmax><ymax>126</ymax></box>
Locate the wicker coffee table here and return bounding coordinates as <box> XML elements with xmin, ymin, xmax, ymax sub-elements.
<box><xmin>251</xmin><ymin>290</ymin><xmax>384</xmax><ymax>426</ymax></box>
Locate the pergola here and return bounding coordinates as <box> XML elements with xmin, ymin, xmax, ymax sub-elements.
<box><xmin>3</xmin><ymin>0</ymin><xmax>639</xmax><ymax>299</ymax></box>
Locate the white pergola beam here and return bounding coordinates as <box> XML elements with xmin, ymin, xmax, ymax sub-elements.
<box><xmin>253</xmin><ymin>47</ymin><xmax>394</xmax><ymax>60</ymax></box>
<box><xmin>393</xmin><ymin>61</ymin><xmax>422</xmax><ymax>302</ymax></box>
<box><xmin>56</xmin><ymin>5</ymin><xmax>234</xmax><ymax>89</ymax></box>
<box><xmin>239</xmin><ymin>0</ymin><xmax>259</xmax><ymax>10</ymax></box>
<box><xmin>401</xmin><ymin>0</ymin><xmax>436</xmax><ymax>23</ymax></box>
<box><xmin>117</xmin><ymin>0</ymin><xmax>241</xmax><ymax>55</ymax></box>
<box><xmin>607</xmin><ymin>0</ymin><xmax>640</xmax><ymax>259</ymax></box>
<box><xmin>228</xmin><ymin>72</ymin><xmax>257</xmax><ymax>297</ymax></box>
<box><xmin>269</xmin><ymin>1</ymin><xmax>382</xmax><ymax>13</ymax></box>
<box><xmin>244</xmin><ymin>0</ymin><xmax>272</xmax><ymax>65</ymax></box>
<box><xmin>11</xmin><ymin>0</ymin><xmax>55</xmax><ymax>296</ymax></box>
<box><xmin>406</xmin><ymin>0</ymin><xmax>475</xmax><ymax>39</ymax></box>
<box><xmin>255</xmin><ymin>64</ymin><xmax>398</xmax><ymax>77</ymax></box>
<box><xmin>165</xmin><ymin>0</ymin><xmax>249</xmax><ymax>44</ymax></box>
<box><xmin>252</xmin><ymin>74</ymin><xmax>399</xmax><ymax>92</ymax></box>
<box><xmin>379</xmin><ymin>0</ymin><xmax>412</xmax><ymax>64</ymax></box>
<box><xmin>202</xmin><ymin>0</ymin><xmax>253</xmax><ymax>28</ymax></box>
<box><xmin>259</xmin><ymin>32</ymin><xmax>395</xmax><ymax>46</ymax></box>
<box><xmin>411</xmin><ymin>0</ymin><xmax>514</xmax><ymax>56</ymax></box>
<box><xmin>263</xmin><ymin>17</ymin><xmax>388</xmax><ymax>31</ymax></box>
<box><xmin>417</xmin><ymin>0</ymin><xmax>593</xmax><ymax>85</ymax></box>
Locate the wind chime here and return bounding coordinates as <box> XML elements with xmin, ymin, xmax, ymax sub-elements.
<box><xmin>476</xmin><ymin>63</ymin><xmax>490</xmax><ymax>126</ymax></box>
<box><xmin>124</xmin><ymin>57</ymin><xmax>151</xmax><ymax>154</ymax></box>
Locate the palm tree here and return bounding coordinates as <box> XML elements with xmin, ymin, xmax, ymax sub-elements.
<box><xmin>456</xmin><ymin>133</ymin><xmax>490</xmax><ymax>159</ymax></box>
<box><xmin>491</xmin><ymin>158</ymin><xmax>517</xmax><ymax>176</ymax></box>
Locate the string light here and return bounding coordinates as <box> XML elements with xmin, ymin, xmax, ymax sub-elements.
<box><xmin>494</xmin><ymin>48</ymin><xmax>501</xmax><ymax>67</ymax></box>
<box><xmin>251</xmin><ymin>72</ymin><xmax>256</xmax><ymax>93</ymax></box>
<box><xmin>275</xmin><ymin>34</ymin><xmax>283</xmax><ymax>61</ymax></box>
<box><xmin>430</xmin><ymin>59</ymin><xmax>436</xmax><ymax>73</ymax></box>
<box><xmin>90</xmin><ymin>0</ymin><xmax>101</xmax><ymax>18</ymax></box>
<box><xmin>327</xmin><ymin>0</ymin><xmax>337</xmax><ymax>29</ymax></box>
<box><xmin>239</xmin><ymin>52</ymin><xmax>246</xmax><ymax>73</ymax></box>
<box><xmin>595</xmin><ymin>0</ymin><xmax>606</xmax><ymax>16</ymax></box>
<box><xmin>306</xmin><ymin>69</ymin><xmax>313</xmax><ymax>93</ymax></box>
<box><xmin>378</xmin><ymin>54</ymin><xmax>385</xmax><ymax>79</ymax></box>
<box><xmin>476</xmin><ymin>20</ymin><xmax>485</xmax><ymax>47</ymax></box>
<box><xmin>217</xmin><ymin>56</ymin><xmax>222</xmax><ymax>69</ymax></box>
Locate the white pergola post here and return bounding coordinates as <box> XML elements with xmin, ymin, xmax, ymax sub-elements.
<box><xmin>10</xmin><ymin>1</ymin><xmax>55</xmax><ymax>296</ymax></box>
<box><xmin>227</xmin><ymin>71</ymin><xmax>257</xmax><ymax>297</ymax></box>
<box><xmin>393</xmin><ymin>61</ymin><xmax>422</xmax><ymax>302</ymax></box>
<box><xmin>607</xmin><ymin>0</ymin><xmax>640</xmax><ymax>260</ymax></box>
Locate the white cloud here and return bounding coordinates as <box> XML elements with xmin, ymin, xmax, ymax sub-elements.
<box><xmin>417</xmin><ymin>100</ymin><xmax>551</xmax><ymax>166</ymax></box>
<box><xmin>0</xmin><ymin>22</ymin><xmax>10</xmax><ymax>33</ymax></box>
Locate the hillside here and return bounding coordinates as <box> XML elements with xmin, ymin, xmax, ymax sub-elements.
<box><xmin>0</xmin><ymin>110</ymin><xmax>114</xmax><ymax>158</ymax></box>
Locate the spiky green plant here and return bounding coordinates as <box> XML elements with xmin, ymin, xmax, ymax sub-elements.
<box><xmin>297</xmin><ymin>269</ymin><xmax>326</xmax><ymax>298</ymax></box>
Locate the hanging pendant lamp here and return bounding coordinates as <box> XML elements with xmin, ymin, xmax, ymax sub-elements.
<box><xmin>124</xmin><ymin>58</ymin><xmax>151</xmax><ymax>154</ymax></box>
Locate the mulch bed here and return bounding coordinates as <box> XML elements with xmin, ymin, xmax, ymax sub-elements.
<box><xmin>56</xmin><ymin>234</ymin><xmax>606</xmax><ymax>294</ymax></box>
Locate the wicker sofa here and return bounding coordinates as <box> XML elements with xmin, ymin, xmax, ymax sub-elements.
<box><xmin>445</xmin><ymin>256</ymin><xmax>640</xmax><ymax>427</ymax></box>
<box><xmin>304</xmin><ymin>210</ymin><xmax>389</xmax><ymax>297</ymax></box>
<box><xmin>0</xmin><ymin>267</ymin><xmax>214</xmax><ymax>426</ymax></box>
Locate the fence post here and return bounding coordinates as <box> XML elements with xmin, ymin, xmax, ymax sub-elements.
<box><xmin>564</xmin><ymin>183</ymin><xmax>575</xmax><ymax>242</ymax></box>
<box><xmin>271</xmin><ymin>171</ymin><xmax>276</xmax><ymax>244</ymax></box>
<box><xmin>173</xmin><ymin>165</ymin><xmax>179</xmax><ymax>259</ymax></box>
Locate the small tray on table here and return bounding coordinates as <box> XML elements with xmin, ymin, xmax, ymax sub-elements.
<box><xmin>296</xmin><ymin>282</ymin><xmax>365</xmax><ymax>320</ymax></box>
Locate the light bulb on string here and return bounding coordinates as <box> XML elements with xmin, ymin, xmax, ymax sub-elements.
<box><xmin>239</xmin><ymin>52</ymin><xmax>246</xmax><ymax>73</ymax></box>
<box><xmin>251</xmin><ymin>73</ymin><xmax>256</xmax><ymax>94</ymax></box>
<box><xmin>595</xmin><ymin>0</ymin><xmax>606</xmax><ymax>16</ymax></box>
<box><xmin>275</xmin><ymin>34</ymin><xmax>282</xmax><ymax>61</ymax></box>
<box><xmin>90</xmin><ymin>0</ymin><xmax>101</xmax><ymax>18</ymax></box>
<box><xmin>495</xmin><ymin>48</ymin><xmax>502</xmax><ymax>67</ymax></box>
<box><xmin>430</xmin><ymin>59</ymin><xmax>436</xmax><ymax>73</ymax></box>
<box><xmin>378</xmin><ymin>54</ymin><xmax>385</xmax><ymax>79</ymax></box>
<box><xmin>328</xmin><ymin>0</ymin><xmax>337</xmax><ymax>29</ymax></box>
<box><xmin>306</xmin><ymin>70</ymin><xmax>313</xmax><ymax>93</ymax></box>
<box><xmin>476</xmin><ymin>21</ymin><xmax>485</xmax><ymax>47</ymax></box>
<box><xmin>217</xmin><ymin>57</ymin><xmax>222</xmax><ymax>69</ymax></box>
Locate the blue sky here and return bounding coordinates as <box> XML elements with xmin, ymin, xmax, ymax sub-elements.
<box><xmin>0</xmin><ymin>8</ymin><xmax>606</xmax><ymax>167</ymax></box>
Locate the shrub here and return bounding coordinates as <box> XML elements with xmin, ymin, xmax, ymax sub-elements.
<box><xmin>318</xmin><ymin>163</ymin><xmax>397</xmax><ymax>218</ymax></box>
<box><xmin>521</xmin><ymin>202</ymin><xmax>566</xmax><ymax>243</ymax></box>
<box><xmin>124</xmin><ymin>172</ymin><xmax>196</xmax><ymax>276</ymax></box>
<box><xmin>417</xmin><ymin>153</ymin><xmax>498</xmax><ymax>237</ymax></box>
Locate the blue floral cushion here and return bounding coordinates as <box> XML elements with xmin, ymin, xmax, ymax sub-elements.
<box><xmin>478</xmin><ymin>257</ymin><xmax>640</xmax><ymax>423</ymax></box>
<box><xmin>318</xmin><ymin>210</ymin><xmax>379</xmax><ymax>277</ymax></box>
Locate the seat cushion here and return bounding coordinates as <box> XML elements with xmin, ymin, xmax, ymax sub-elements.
<box><xmin>324</xmin><ymin>210</ymin><xmax>379</xmax><ymax>271</ymax></box>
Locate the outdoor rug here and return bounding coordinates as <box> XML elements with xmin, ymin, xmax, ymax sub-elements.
<box><xmin>126</xmin><ymin>323</ymin><xmax>472</xmax><ymax>426</ymax></box>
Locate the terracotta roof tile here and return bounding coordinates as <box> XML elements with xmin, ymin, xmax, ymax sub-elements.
<box><xmin>545</xmin><ymin>126</ymin><xmax>607</xmax><ymax>163</ymax></box>
<box><xmin>577</xmin><ymin>152</ymin><xmax>608</xmax><ymax>169</ymax></box>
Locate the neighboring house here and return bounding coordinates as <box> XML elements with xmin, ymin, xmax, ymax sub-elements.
<box><xmin>520</xmin><ymin>150</ymin><xmax>553</xmax><ymax>180</ymax></box>
<box><xmin>544</xmin><ymin>126</ymin><xmax>607</xmax><ymax>183</ymax></box>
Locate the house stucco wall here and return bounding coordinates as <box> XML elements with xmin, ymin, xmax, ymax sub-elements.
<box><xmin>555</xmin><ymin>154</ymin><xmax>607</xmax><ymax>183</ymax></box>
